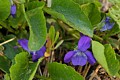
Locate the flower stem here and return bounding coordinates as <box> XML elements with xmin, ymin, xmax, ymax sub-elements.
<box><xmin>93</xmin><ymin>34</ymin><xmax>103</xmax><ymax>42</ymax></box>
<box><xmin>58</xmin><ymin>20</ymin><xmax>79</xmax><ymax>39</ymax></box>
<box><xmin>0</xmin><ymin>22</ymin><xmax>15</xmax><ymax>33</ymax></box>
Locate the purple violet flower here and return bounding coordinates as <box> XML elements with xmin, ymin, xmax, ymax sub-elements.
<box><xmin>64</xmin><ymin>35</ymin><xmax>96</xmax><ymax>66</ymax></box>
<box><xmin>18</xmin><ymin>39</ymin><xmax>46</xmax><ymax>62</ymax></box>
<box><xmin>100</xmin><ymin>17</ymin><xmax>115</xmax><ymax>31</ymax></box>
<box><xmin>10</xmin><ymin>4</ymin><xmax>16</xmax><ymax>17</ymax></box>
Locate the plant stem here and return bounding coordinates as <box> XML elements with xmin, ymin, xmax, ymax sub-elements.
<box><xmin>35</xmin><ymin>75</ymin><xmax>51</xmax><ymax>80</ymax></box>
<box><xmin>58</xmin><ymin>20</ymin><xmax>79</xmax><ymax>39</ymax></box>
<box><xmin>0</xmin><ymin>22</ymin><xmax>15</xmax><ymax>33</ymax></box>
<box><xmin>93</xmin><ymin>34</ymin><xmax>103</xmax><ymax>42</ymax></box>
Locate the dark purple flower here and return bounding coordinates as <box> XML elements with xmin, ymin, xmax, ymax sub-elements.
<box><xmin>64</xmin><ymin>35</ymin><xmax>96</xmax><ymax>66</ymax></box>
<box><xmin>10</xmin><ymin>4</ymin><xmax>16</xmax><ymax>17</ymax></box>
<box><xmin>18</xmin><ymin>39</ymin><xmax>46</xmax><ymax>62</ymax></box>
<box><xmin>100</xmin><ymin>17</ymin><xmax>115</xmax><ymax>31</ymax></box>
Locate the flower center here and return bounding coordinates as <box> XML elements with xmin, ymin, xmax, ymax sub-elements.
<box><xmin>73</xmin><ymin>50</ymin><xmax>87</xmax><ymax>59</ymax></box>
<box><xmin>32</xmin><ymin>51</ymin><xmax>36</xmax><ymax>55</ymax></box>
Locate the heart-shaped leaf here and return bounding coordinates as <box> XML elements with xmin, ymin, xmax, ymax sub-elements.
<box><xmin>48</xmin><ymin>62</ymin><xmax>84</xmax><ymax>80</ymax></box>
<box><xmin>0</xmin><ymin>0</ymin><xmax>10</xmax><ymax>22</ymax></box>
<box><xmin>10</xmin><ymin>52</ymin><xmax>43</xmax><ymax>80</ymax></box>
<box><xmin>44</xmin><ymin>0</ymin><xmax>93</xmax><ymax>37</ymax></box>
<box><xmin>92</xmin><ymin>41</ymin><xmax>120</xmax><ymax>76</ymax></box>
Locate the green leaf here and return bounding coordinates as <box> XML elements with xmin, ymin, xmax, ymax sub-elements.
<box><xmin>116</xmin><ymin>55</ymin><xmax>120</xmax><ymax>78</ymax></box>
<box><xmin>116</xmin><ymin>54</ymin><xmax>120</xmax><ymax>62</ymax></box>
<box><xmin>0</xmin><ymin>46</ymin><xmax>4</xmax><ymax>51</ymax></box>
<box><xmin>108</xmin><ymin>0</ymin><xmax>120</xmax><ymax>4</ymax></box>
<box><xmin>27</xmin><ymin>1</ymin><xmax>45</xmax><ymax>10</ymax></box>
<box><xmin>54</xmin><ymin>40</ymin><xmax>64</xmax><ymax>49</ymax></box>
<box><xmin>103</xmin><ymin>24</ymin><xmax>120</xmax><ymax>38</ymax></box>
<box><xmin>81</xmin><ymin>3</ymin><xmax>101</xmax><ymax>25</ymax></box>
<box><xmin>3</xmin><ymin>35</ymin><xmax>20</xmax><ymax>60</ymax></box>
<box><xmin>92</xmin><ymin>41</ymin><xmax>107</xmax><ymax>70</ymax></box>
<box><xmin>8</xmin><ymin>10</ymin><xmax>26</xmax><ymax>29</ymax></box>
<box><xmin>44</xmin><ymin>0</ymin><xmax>93</xmax><ymax>37</ymax></box>
<box><xmin>73</xmin><ymin>0</ymin><xmax>95</xmax><ymax>5</ymax></box>
<box><xmin>0</xmin><ymin>56</ymin><xmax>10</xmax><ymax>73</ymax></box>
<box><xmin>4</xmin><ymin>43</ymin><xmax>20</xmax><ymax>60</ymax></box>
<box><xmin>10</xmin><ymin>52</ymin><xmax>44</xmax><ymax>80</ymax></box>
<box><xmin>14</xmin><ymin>0</ymin><xmax>25</xmax><ymax>4</ymax></box>
<box><xmin>104</xmin><ymin>44</ymin><xmax>120</xmax><ymax>75</ymax></box>
<box><xmin>109</xmin><ymin>0</ymin><xmax>120</xmax><ymax>28</ymax></box>
<box><xmin>4</xmin><ymin>74</ymin><xmax>10</xmax><ymax>80</ymax></box>
<box><xmin>53</xmin><ymin>31</ymin><xmax>59</xmax><ymax>44</ymax></box>
<box><xmin>0</xmin><ymin>0</ymin><xmax>10</xmax><ymax>22</ymax></box>
<box><xmin>48</xmin><ymin>62</ymin><xmax>84</xmax><ymax>80</ymax></box>
<box><xmin>0</xmin><ymin>26</ymin><xmax>2</xmax><ymax>29</ymax></box>
<box><xmin>108</xmin><ymin>38</ymin><xmax>119</xmax><ymax>49</ymax></box>
<box><xmin>92</xmin><ymin>41</ymin><xmax>120</xmax><ymax>76</ymax></box>
<box><xmin>24</xmin><ymin>4</ymin><xmax>47</xmax><ymax>51</ymax></box>
<box><xmin>9</xmin><ymin>16</ymin><xmax>25</xmax><ymax>29</ymax></box>
<box><xmin>49</xmin><ymin>25</ymin><xmax>55</xmax><ymax>43</ymax></box>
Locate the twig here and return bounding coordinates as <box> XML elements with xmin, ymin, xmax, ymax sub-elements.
<box><xmin>83</xmin><ymin>64</ymin><xmax>91</xmax><ymax>78</ymax></box>
<box><xmin>78</xmin><ymin>66</ymin><xmax>83</xmax><ymax>73</ymax></box>
<box><xmin>43</xmin><ymin>57</ymin><xmax>50</xmax><ymax>77</ymax></box>
<box><xmin>0</xmin><ymin>37</ymin><xmax>16</xmax><ymax>46</ymax></box>
<box><xmin>47</xmin><ymin>0</ymin><xmax>52</xmax><ymax>7</ymax></box>
<box><xmin>89</xmin><ymin>65</ymin><xmax>101</xmax><ymax>80</ymax></box>
<box><xmin>50</xmin><ymin>51</ymin><xmax>54</xmax><ymax>63</ymax></box>
<box><xmin>38</xmin><ymin>65</ymin><xmax>43</xmax><ymax>76</ymax></box>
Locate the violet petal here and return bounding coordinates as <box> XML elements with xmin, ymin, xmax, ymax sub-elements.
<box><xmin>71</xmin><ymin>52</ymin><xmax>87</xmax><ymax>66</ymax></box>
<box><xmin>35</xmin><ymin>48</ymin><xmax>45</xmax><ymax>58</ymax></box>
<box><xmin>64</xmin><ymin>51</ymin><xmax>76</xmax><ymax>63</ymax></box>
<box><xmin>100</xmin><ymin>24</ymin><xmax>107</xmax><ymax>31</ymax></box>
<box><xmin>78</xmin><ymin>35</ymin><xmax>91</xmax><ymax>52</ymax></box>
<box><xmin>18</xmin><ymin>39</ymin><xmax>30</xmax><ymax>52</ymax></box>
<box><xmin>100</xmin><ymin>22</ymin><xmax>114</xmax><ymax>31</ymax></box>
<box><xmin>32</xmin><ymin>46</ymin><xmax>46</xmax><ymax>62</ymax></box>
<box><xmin>11</xmin><ymin>4</ymin><xmax>16</xmax><ymax>17</ymax></box>
<box><xmin>32</xmin><ymin>54</ymin><xmax>38</xmax><ymax>62</ymax></box>
<box><xmin>40</xmin><ymin>46</ymin><xmax>46</xmax><ymax>53</ymax></box>
<box><xmin>101</xmin><ymin>17</ymin><xmax>115</xmax><ymax>31</ymax></box>
<box><xmin>104</xmin><ymin>17</ymin><xmax>110</xmax><ymax>22</ymax></box>
<box><xmin>85</xmin><ymin>50</ymin><xmax>96</xmax><ymax>65</ymax></box>
<box><xmin>106</xmin><ymin>23</ymin><xmax>115</xmax><ymax>30</ymax></box>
